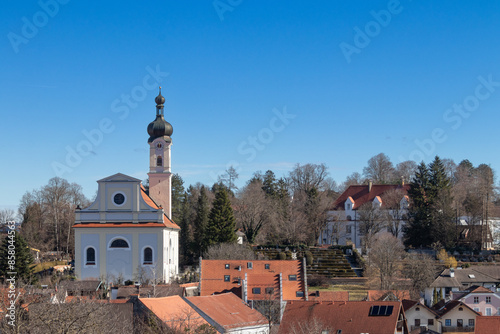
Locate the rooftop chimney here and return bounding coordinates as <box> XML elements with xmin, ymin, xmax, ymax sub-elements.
<box><xmin>368</xmin><ymin>180</ymin><xmax>373</xmax><ymax>192</ymax></box>
<box><xmin>450</xmin><ymin>268</ymin><xmax>455</xmax><ymax>278</ymax></box>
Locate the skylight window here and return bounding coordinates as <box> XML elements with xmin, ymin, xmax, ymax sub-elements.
<box><xmin>469</xmin><ymin>274</ymin><xmax>475</xmax><ymax>279</ymax></box>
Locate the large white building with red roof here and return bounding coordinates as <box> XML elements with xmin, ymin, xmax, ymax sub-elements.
<box><xmin>74</xmin><ymin>89</ymin><xmax>180</xmax><ymax>283</ymax></box>
<box><xmin>318</xmin><ymin>182</ymin><xmax>410</xmax><ymax>248</ymax></box>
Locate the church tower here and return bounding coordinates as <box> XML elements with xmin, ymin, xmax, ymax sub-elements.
<box><xmin>147</xmin><ymin>88</ymin><xmax>173</xmax><ymax>218</ymax></box>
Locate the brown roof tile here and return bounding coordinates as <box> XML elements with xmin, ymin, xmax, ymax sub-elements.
<box><xmin>278</xmin><ymin>300</ymin><xmax>407</xmax><ymax>334</ymax></box>
<box><xmin>186</xmin><ymin>292</ymin><xmax>268</xmax><ymax>330</ymax></box>
<box><xmin>475</xmin><ymin>316</ymin><xmax>500</xmax><ymax>334</ymax></box>
<box><xmin>333</xmin><ymin>184</ymin><xmax>410</xmax><ymax>210</ymax></box>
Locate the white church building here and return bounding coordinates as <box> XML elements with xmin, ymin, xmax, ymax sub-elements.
<box><xmin>74</xmin><ymin>89</ymin><xmax>180</xmax><ymax>283</ymax></box>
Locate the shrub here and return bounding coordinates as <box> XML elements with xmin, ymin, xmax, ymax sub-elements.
<box><xmin>278</xmin><ymin>252</ymin><xmax>286</xmax><ymax>260</ymax></box>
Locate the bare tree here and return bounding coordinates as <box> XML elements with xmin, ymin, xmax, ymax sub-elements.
<box><xmin>218</xmin><ymin>166</ymin><xmax>239</xmax><ymax>193</ymax></box>
<box><xmin>395</xmin><ymin>160</ymin><xmax>417</xmax><ymax>184</ymax></box>
<box><xmin>288</xmin><ymin>163</ymin><xmax>332</xmax><ymax>245</ymax></box>
<box><xmin>0</xmin><ymin>209</ymin><xmax>16</xmax><ymax>225</ymax></box>
<box><xmin>340</xmin><ymin>171</ymin><xmax>365</xmax><ymax>192</ymax></box>
<box><xmin>357</xmin><ymin>202</ymin><xmax>385</xmax><ymax>252</ymax></box>
<box><xmin>288</xmin><ymin>317</ymin><xmax>335</xmax><ymax>334</ymax></box>
<box><xmin>363</xmin><ymin>153</ymin><xmax>395</xmax><ymax>184</ymax></box>
<box><xmin>288</xmin><ymin>163</ymin><xmax>328</xmax><ymax>194</ymax></box>
<box><xmin>381</xmin><ymin>189</ymin><xmax>407</xmax><ymax>239</ymax></box>
<box><xmin>18</xmin><ymin>178</ymin><xmax>89</xmax><ymax>256</ymax></box>
<box><xmin>205</xmin><ymin>243</ymin><xmax>257</xmax><ymax>260</ymax></box>
<box><xmin>234</xmin><ymin>181</ymin><xmax>272</xmax><ymax>244</ymax></box>
<box><xmin>403</xmin><ymin>253</ymin><xmax>440</xmax><ymax>299</ymax></box>
<box><xmin>368</xmin><ymin>233</ymin><xmax>406</xmax><ymax>290</ymax></box>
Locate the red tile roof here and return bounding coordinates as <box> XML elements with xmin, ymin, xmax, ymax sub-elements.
<box><xmin>200</xmin><ymin>260</ymin><xmax>305</xmax><ymax>301</ymax></box>
<box><xmin>278</xmin><ymin>301</ymin><xmax>407</xmax><ymax>334</ymax></box>
<box><xmin>186</xmin><ymin>292</ymin><xmax>268</xmax><ymax>330</ymax></box>
<box><xmin>140</xmin><ymin>185</ymin><xmax>159</xmax><ymax>209</ymax></box>
<box><xmin>308</xmin><ymin>290</ymin><xmax>349</xmax><ymax>302</ymax></box>
<box><xmin>139</xmin><ymin>296</ymin><xmax>209</xmax><ymax>329</ymax></box>
<box><xmin>402</xmin><ymin>299</ymin><xmax>438</xmax><ymax>316</ymax></box>
<box><xmin>367</xmin><ymin>290</ymin><xmax>411</xmax><ymax>301</ymax></box>
<box><xmin>475</xmin><ymin>316</ymin><xmax>500</xmax><ymax>334</ymax></box>
<box><xmin>333</xmin><ymin>184</ymin><xmax>410</xmax><ymax>210</ymax></box>
<box><xmin>433</xmin><ymin>300</ymin><xmax>480</xmax><ymax>317</ymax></box>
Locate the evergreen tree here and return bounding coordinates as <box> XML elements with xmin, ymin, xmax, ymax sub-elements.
<box><xmin>179</xmin><ymin>188</ymin><xmax>194</xmax><ymax>265</ymax></box>
<box><xmin>428</xmin><ymin>157</ymin><xmax>455</xmax><ymax>248</ymax></box>
<box><xmin>432</xmin><ymin>287</ymin><xmax>439</xmax><ymax>306</ymax></box>
<box><xmin>262</xmin><ymin>170</ymin><xmax>278</xmax><ymax>198</ymax></box>
<box><xmin>193</xmin><ymin>186</ymin><xmax>210</xmax><ymax>256</ymax></box>
<box><xmin>0</xmin><ymin>232</ymin><xmax>35</xmax><ymax>282</ymax></box>
<box><xmin>206</xmin><ymin>186</ymin><xmax>237</xmax><ymax>247</ymax></box>
<box><xmin>405</xmin><ymin>157</ymin><xmax>455</xmax><ymax>248</ymax></box>
<box><xmin>404</xmin><ymin>162</ymin><xmax>432</xmax><ymax>248</ymax></box>
<box><xmin>171</xmin><ymin>173</ymin><xmax>185</xmax><ymax>223</ymax></box>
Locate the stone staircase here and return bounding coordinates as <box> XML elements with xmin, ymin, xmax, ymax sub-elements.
<box><xmin>254</xmin><ymin>248</ymin><xmax>357</xmax><ymax>278</ymax></box>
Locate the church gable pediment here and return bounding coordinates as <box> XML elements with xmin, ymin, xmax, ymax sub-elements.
<box><xmin>97</xmin><ymin>173</ymin><xmax>141</xmax><ymax>183</ymax></box>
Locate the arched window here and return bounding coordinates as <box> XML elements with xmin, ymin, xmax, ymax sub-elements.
<box><xmin>156</xmin><ymin>156</ymin><xmax>162</xmax><ymax>167</ymax></box>
<box><xmin>143</xmin><ymin>247</ymin><xmax>153</xmax><ymax>265</ymax></box>
<box><xmin>110</xmin><ymin>238</ymin><xmax>129</xmax><ymax>248</ymax></box>
<box><xmin>86</xmin><ymin>247</ymin><xmax>96</xmax><ymax>265</ymax></box>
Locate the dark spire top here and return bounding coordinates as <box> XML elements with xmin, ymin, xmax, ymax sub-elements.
<box><xmin>155</xmin><ymin>87</ymin><xmax>166</xmax><ymax>114</ymax></box>
<box><xmin>147</xmin><ymin>87</ymin><xmax>173</xmax><ymax>143</ymax></box>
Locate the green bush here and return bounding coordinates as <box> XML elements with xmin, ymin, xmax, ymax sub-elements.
<box><xmin>278</xmin><ymin>252</ymin><xmax>287</xmax><ymax>260</ymax></box>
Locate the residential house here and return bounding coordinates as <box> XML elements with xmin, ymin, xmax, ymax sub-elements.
<box><xmin>425</xmin><ymin>266</ymin><xmax>500</xmax><ymax>306</ymax></box>
<box><xmin>318</xmin><ymin>182</ymin><xmax>410</xmax><ymax>249</ymax></box>
<box><xmin>402</xmin><ymin>299</ymin><xmax>440</xmax><ymax>333</ymax></box>
<box><xmin>140</xmin><ymin>293</ymin><xmax>269</xmax><ymax>333</ymax></box>
<box><xmin>139</xmin><ymin>295</ymin><xmax>210</xmax><ymax>332</ymax></box>
<box><xmin>453</xmin><ymin>286</ymin><xmax>500</xmax><ymax>316</ymax></box>
<box><xmin>432</xmin><ymin>300</ymin><xmax>480</xmax><ymax>333</ymax></box>
<box><xmin>278</xmin><ymin>300</ymin><xmax>409</xmax><ymax>334</ymax></box>
<box><xmin>474</xmin><ymin>316</ymin><xmax>500</xmax><ymax>334</ymax></box>
<box><xmin>200</xmin><ymin>259</ymin><xmax>307</xmax><ymax>303</ymax></box>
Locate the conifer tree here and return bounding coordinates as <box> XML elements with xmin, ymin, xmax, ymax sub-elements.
<box><xmin>179</xmin><ymin>188</ymin><xmax>194</xmax><ymax>265</ymax></box>
<box><xmin>0</xmin><ymin>232</ymin><xmax>35</xmax><ymax>282</ymax></box>
<box><xmin>404</xmin><ymin>162</ymin><xmax>432</xmax><ymax>248</ymax></box>
<box><xmin>405</xmin><ymin>157</ymin><xmax>455</xmax><ymax>248</ymax></box>
<box><xmin>433</xmin><ymin>287</ymin><xmax>439</xmax><ymax>306</ymax></box>
<box><xmin>171</xmin><ymin>173</ymin><xmax>185</xmax><ymax>223</ymax></box>
<box><xmin>206</xmin><ymin>185</ymin><xmax>237</xmax><ymax>247</ymax></box>
<box><xmin>194</xmin><ymin>186</ymin><xmax>210</xmax><ymax>256</ymax></box>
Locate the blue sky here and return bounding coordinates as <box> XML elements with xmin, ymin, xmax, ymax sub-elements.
<box><xmin>2</xmin><ymin>1</ymin><xmax>500</xmax><ymax>211</ymax></box>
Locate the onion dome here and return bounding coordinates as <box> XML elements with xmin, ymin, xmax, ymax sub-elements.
<box><xmin>147</xmin><ymin>87</ymin><xmax>173</xmax><ymax>143</ymax></box>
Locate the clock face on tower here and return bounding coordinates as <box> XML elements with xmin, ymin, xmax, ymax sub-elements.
<box><xmin>156</xmin><ymin>142</ymin><xmax>163</xmax><ymax>149</ymax></box>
